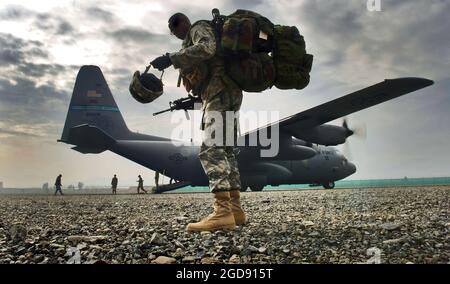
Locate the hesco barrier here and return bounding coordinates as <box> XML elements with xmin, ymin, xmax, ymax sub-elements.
<box><xmin>173</xmin><ymin>177</ymin><xmax>450</xmax><ymax>192</ymax></box>
<box><xmin>2</xmin><ymin>177</ymin><xmax>449</xmax><ymax>194</ymax></box>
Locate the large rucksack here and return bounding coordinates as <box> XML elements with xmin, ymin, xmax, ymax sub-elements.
<box><xmin>206</xmin><ymin>9</ymin><xmax>313</xmax><ymax>92</ymax></box>
<box><xmin>272</xmin><ymin>25</ymin><xmax>313</xmax><ymax>90</ymax></box>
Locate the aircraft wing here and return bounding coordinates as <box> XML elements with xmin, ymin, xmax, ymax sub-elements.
<box><xmin>241</xmin><ymin>78</ymin><xmax>434</xmax><ymax>139</ymax></box>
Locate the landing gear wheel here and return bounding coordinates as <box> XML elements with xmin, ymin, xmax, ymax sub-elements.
<box><xmin>323</xmin><ymin>181</ymin><xmax>335</xmax><ymax>189</ymax></box>
<box><xmin>250</xmin><ymin>185</ymin><xmax>264</xmax><ymax>192</ymax></box>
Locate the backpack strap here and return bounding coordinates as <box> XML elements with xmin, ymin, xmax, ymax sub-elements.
<box><xmin>191</xmin><ymin>19</ymin><xmax>223</xmax><ymax>56</ymax></box>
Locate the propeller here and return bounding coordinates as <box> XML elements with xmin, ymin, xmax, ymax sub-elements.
<box><xmin>342</xmin><ymin>117</ymin><xmax>367</xmax><ymax>160</ymax></box>
<box><xmin>343</xmin><ymin>118</ymin><xmax>366</xmax><ymax>139</ymax></box>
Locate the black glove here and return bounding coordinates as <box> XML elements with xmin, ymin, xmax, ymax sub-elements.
<box><xmin>150</xmin><ymin>53</ymin><xmax>172</xmax><ymax>71</ymax></box>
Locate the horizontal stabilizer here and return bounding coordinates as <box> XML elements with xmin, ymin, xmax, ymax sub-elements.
<box><xmin>71</xmin><ymin>146</ymin><xmax>107</xmax><ymax>154</ymax></box>
<box><xmin>63</xmin><ymin>124</ymin><xmax>115</xmax><ymax>153</ymax></box>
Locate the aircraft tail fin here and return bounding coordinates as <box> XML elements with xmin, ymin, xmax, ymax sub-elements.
<box><xmin>59</xmin><ymin>66</ymin><xmax>172</xmax><ymax>152</ymax></box>
<box><xmin>60</xmin><ymin>66</ymin><xmax>130</xmax><ymax>147</ymax></box>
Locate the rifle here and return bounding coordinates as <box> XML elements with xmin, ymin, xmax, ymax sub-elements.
<box><xmin>153</xmin><ymin>95</ymin><xmax>202</xmax><ymax>119</ymax></box>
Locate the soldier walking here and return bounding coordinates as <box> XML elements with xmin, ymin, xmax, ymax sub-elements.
<box><xmin>111</xmin><ymin>174</ymin><xmax>118</xmax><ymax>195</ymax></box>
<box><xmin>150</xmin><ymin>12</ymin><xmax>246</xmax><ymax>231</ymax></box>
<box><xmin>154</xmin><ymin>171</ymin><xmax>160</xmax><ymax>189</ymax></box>
<box><xmin>54</xmin><ymin>174</ymin><xmax>63</xmax><ymax>196</ymax></box>
<box><xmin>137</xmin><ymin>175</ymin><xmax>147</xmax><ymax>194</ymax></box>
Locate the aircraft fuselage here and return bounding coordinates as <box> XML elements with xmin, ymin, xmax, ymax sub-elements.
<box><xmin>111</xmin><ymin>140</ymin><xmax>356</xmax><ymax>188</ymax></box>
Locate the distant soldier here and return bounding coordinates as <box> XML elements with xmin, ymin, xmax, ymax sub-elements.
<box><xmin>54</xmin><ymin>174</ymin><xmax>63</xmax><ymax>196</ymax></box>
<box><xmin>111</xmin><ymin>174</ymin><xmax>118</xmax><ymax>195</ymax></box>
<box><xmin>137</xmin><ymin>175</ymin><xmax>147</xmax><ymax>194</ymax></box>
<box><xmin>155</xmin><ymin>171</ymin><xmax>160</xmax><ymax>189</ymax></box>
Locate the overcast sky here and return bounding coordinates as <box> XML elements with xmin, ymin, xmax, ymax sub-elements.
<box><xmin>0</xmin><ymin>0</ymin><xmax>449</xmax><ymax>188</ymax></box>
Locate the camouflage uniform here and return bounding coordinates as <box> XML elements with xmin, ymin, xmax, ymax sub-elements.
<box><xmin>54</xmin><ymin>175</ymin><xmax>63</xmax><ymax>195</ymax></box>
<box><xmin>111</xmin><ymin>176</ymin><xmax>118</xmax><ymax>194</ymax></box>
<box><xmin>169</xmin><ymin>21</ymin><xmax>242</xmax><ymax>193</ymax></box>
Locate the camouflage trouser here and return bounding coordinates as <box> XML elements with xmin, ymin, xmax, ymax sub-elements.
<box><xmin>198</xmin><ymin>87</ymin><xmax>243</xmax><ymax>193</ymax></box>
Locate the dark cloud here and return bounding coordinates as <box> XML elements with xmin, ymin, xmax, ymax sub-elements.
<box><xmin>0</xmin><ymin>76</ymin><xmax>68</xmax><ymax>105</ymax></box>
<box><xmin>0</xmin><ymin>49</ymin><xmax>24</xmax><ymax>65</ymax></box>
<box><xmin>229</xmin><ymin>0</ymin><xmax>266</xmax><ymax>11</ymax></box>
<box><xmin>0</xmin><ymin>33</ymin><xmax>48</xmax><ymax>66</ymax></box>
<box><xmin>34</xmin><ymin>13</ymin><xmax>76</xmax><ymax>36</ymax></box>
<box><xmin>85</xmin><ymin>6</ymin><xmax>117</xmax><ymax>22</ymax></box>
<box><xmin>36</xmin><ymin>12</ymin><xmax>51</xmax><ymax>22</ymax></box>
<box><xmin>0</xmin><ymin>33</ymin><xmax>74</xmax><ymax>129</ymax></box>
<box><xmin>0</xmin><ymin>5</ymin><xmax>34</xmax><ymax>20</ymax></box>
<box><xmin>169</xmin><ymin>0</ymin><xmax>269</xmax><ymax>22</ymax></box>
<box><xmin>104</xmin><ymin>26</ymin><xmax>181</xmax><ymax>63</ymax></box>
<box><xmin>108</xmin><ymin>27</ymin><xmax>170</xmax><ymax>43</ymax></box>
<box><xmin>385</xmin><ymin>2</ymin><xmax>450</xmax><ymax>74</ymax></box>
<box><xmin>294</xmin><ymin>0</ymin><xmax>450</xmax><ymax>83</ymax></box>
<box><xmin>27</xmin><ymin>47</ymin><xmax>49</xmax><ymax>59</ymax></box>
<box><xmin>56</xmin><ymin>21</ymin><xmax>74</xmax><ymax>35</ymax></box>
<box><xmin>301</xmin><ymin>1</ymin><xmax>362</xmax><ymax>35</ymax></box>
<box><xmin>109</xmin><ymin>67</ymin><xmax>133</xmax><ymax>75</ymax></box>
<box><xmin>0</xmin><ymin>33</ymin><xmax>74</xmax><ymax>79</ymax></box>
<box><xmin>16</xmin><ymin>63</ymin><xmax>77</xmax><ymax>78</ymax></box>
<box><xmin>2</xmin><ymin>6</ymin><xmax>76</xmax><ymax>36</ymax></box>
<box><xmin>0</xmin><ymin>33</ymin><xmax>44</xmax><ymax>51</ymax></box>
<box><xmin>0</xmin><ymin>76</ymin><xmax>69</xmax><ymax>125</ymax></box>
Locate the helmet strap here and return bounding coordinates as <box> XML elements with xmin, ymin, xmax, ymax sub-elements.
<box><xmin>143</xmin><ymin>65</ymin><xmax>164</xmax><ymax>81</ymax></box>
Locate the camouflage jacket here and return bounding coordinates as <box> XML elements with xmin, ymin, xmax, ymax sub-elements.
<box><xmin>169</xmin><ymin>21</ymin><xmax>239</xmax><ymax>107</ymax></box>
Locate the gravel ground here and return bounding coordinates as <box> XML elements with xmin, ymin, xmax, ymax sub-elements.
<box><xmin>0</xmin><ymin>186</ymin><xmax>448</xmax><ymax>264</ymax></box>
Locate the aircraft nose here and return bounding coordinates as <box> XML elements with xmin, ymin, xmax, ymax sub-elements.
<box><xmin>347</xmin><ymin>162</ymin><xmax>357</xmax><ymax>175</ymax></box>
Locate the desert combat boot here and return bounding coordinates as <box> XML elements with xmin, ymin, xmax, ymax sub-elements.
<box><xmin>230</xmin><ymin>190</ymin><xmax>247</xmax><ymax>225</ymax></box>
<box><xmin>186</xmin><ymin>191</ymin><xmax>236</xmax><ymax>232</ymax></box>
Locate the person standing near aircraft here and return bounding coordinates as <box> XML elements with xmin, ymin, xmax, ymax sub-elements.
<box><xmin>137</xmin><ymin>175</ymin><xmax>147</xmax><ymax>194</ymax></box>
<box><xmin>154</xmin><ymin>171</ymin><xmax>159</xmax><ymax>189</ymax></box>
<box><xmin>150</xmin><ymin>12</ymin><xmax>246</xmax><ymax>232</ymax></box>
<box><xmin>54</xmin><ymin>174</ymin><xmax>63</xmax><ymax>196</ymax></box>
<box><xmin>111</xmin><ymin>174</ymin><xmax>118</xmax><ymax>195</ymax></box>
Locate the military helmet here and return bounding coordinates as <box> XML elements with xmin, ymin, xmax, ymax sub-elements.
<box><xmin>168</xmin><ymin>12</ymin><xmax>188</xmax><ymax>32</ymax></box>
<box><xmin>129</xmin><ymin>70</ymin><xmax>163</xmax><ymax>104</ymax></box>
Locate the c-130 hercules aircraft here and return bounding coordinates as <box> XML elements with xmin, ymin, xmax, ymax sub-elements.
<box><xmin>59</xmin><ymin>66</ymin><xmax>433</xmax><ymax>192</ymax></box>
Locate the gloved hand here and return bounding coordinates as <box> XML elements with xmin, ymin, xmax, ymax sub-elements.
<box><xmin>150</xmin><ymin>53</ymin><xmax>172</xmax><ymax>71</ymax></box>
